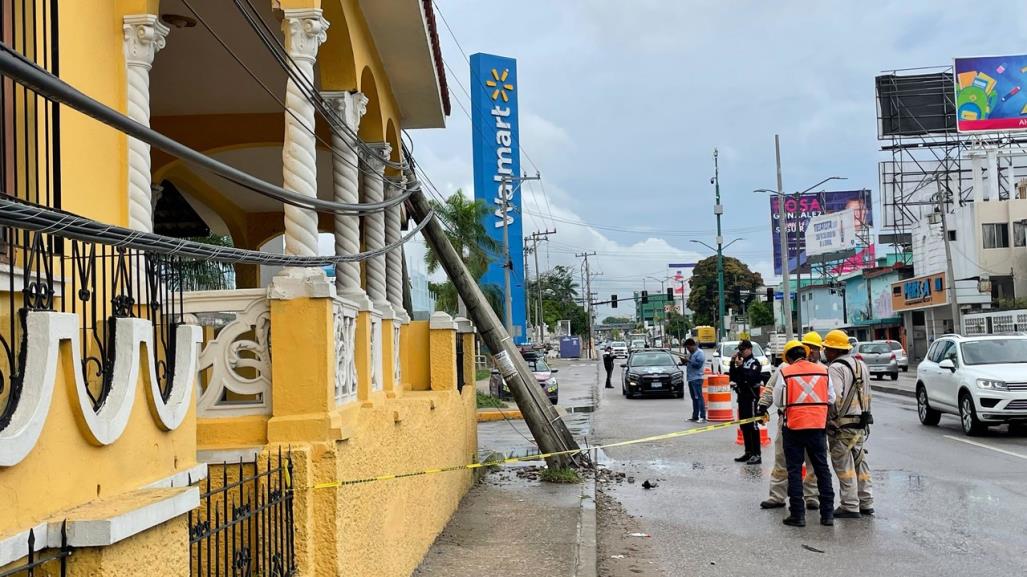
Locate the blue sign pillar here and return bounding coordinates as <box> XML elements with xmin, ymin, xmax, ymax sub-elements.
<box><xmin>471</xmin><ymin>53</ymin><xmax>526</xmax><ymax>343</ymax></box>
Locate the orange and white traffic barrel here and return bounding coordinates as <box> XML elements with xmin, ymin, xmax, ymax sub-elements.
<box><xmin>704</xmin><ymin>374</ymin><xmax>733</xmax><ymax>421</ymax></box>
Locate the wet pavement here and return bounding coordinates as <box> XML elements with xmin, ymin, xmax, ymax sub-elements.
<box><xmin>476</xmin><ymin>358</ymin><xmax>598</xmax><ymax>459</ymax></box>
<box><xmin>591</xmin><ymin>361</ymin><xmax>1027</xmax><ymax>575</ymax></box>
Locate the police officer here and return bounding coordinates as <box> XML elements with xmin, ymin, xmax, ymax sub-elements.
<box><xmin>729</xmin><ymin>340</ymin><xmax>763</xmax><ymax>465</ymax></box>
<box><xmin>756</xmin><ymin>331</ymin><xmax>824</xmax><ymax>510</ymax></box>
<box><xmin>602</xmin><ymin>346</ymin><xmax>615</xmax><ymax>389</ymax></box>
<box><xmin>823</xmin><ymin>329</ymin><xmax>875</xmax><ymax>518</ymax></box>
<box><xmin>772</xmin><ymin>340</ymin><xmax>836</xmax><ymax>527</ymax></box>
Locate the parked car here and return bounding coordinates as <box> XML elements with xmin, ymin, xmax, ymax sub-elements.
<box><xmin>854</xmin><ymin>341</ymin><xmax>899</xmax><ymax>380</ymax></box>
<box><xmin>621</xmin><ymin>350</ymin><xmax>685</xmax><ymax>399</ymax></box>
<box><xmin>712</xmin><ymin>341</ymin><xmax>772</xmax><ymax>383</ymax></box>
<box><xmin>885</xmin><ymin>339</ymin><xmax>908</xmax><ymax>371</ymax></box>
<box><xmin>629</xmin><ymin>338</ymin><xmax>647</xmax><ymax>353</ymax></box>
<box><xmin>489</xmin><ymin>352</ymin><xmax>559</xmax><ymax>404</ymax></box>
<box><xmin>610</xmin><ymin>341</ymin><xmax>628</xmax><ymax>358</ymax></box>
<box><xmin>916</xmin><ymin>334</ymin><xmax>1027</xmax><ymax>436</ymax></box>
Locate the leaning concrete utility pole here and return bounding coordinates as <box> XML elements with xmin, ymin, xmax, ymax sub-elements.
<box><xmin>775</xmin><ymin>134</ymin><xmax>793</xmax><ymax>339</ymax></box>
<box><xmin>408</xmin><ymin>188</ymin><xmax>581</xmax><ymax>468</ymax></box>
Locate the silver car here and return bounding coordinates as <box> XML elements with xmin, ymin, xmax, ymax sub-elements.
<box><xmin>855</xmin><ymin>341</ymin><xmax>899</xmax><ymax>381</ymax></box>
<box><xmin>885</xmin><ymin>339</ymin><xmax>909</xmax><ymax>372</ymax></box>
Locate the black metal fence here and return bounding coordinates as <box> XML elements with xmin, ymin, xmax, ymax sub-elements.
<box><xmin>0</xmin><ymin>226</ymin><xmax>186</xmax><ymax>431</ymax></box>
<box><xmin>189</xmin><ymin>449</ymin><xmax>296</xmax><ymax>577</ymax></box>
<box><xmin>0</xmin><ymin>525</ymin><xmax>70</xmax><ymax>577</ymax></box>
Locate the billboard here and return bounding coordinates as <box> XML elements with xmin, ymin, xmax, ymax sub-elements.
<box><xmin>471</xmin><ymin>53</ymin><xmax>526</xmax><ymax>342</ymax></box>
<box><xmin>955</xmin><ymin>54</ymin><xmax>1027</xmax><ymax>133</ymax></box>
<box><xmin>770</xmin><ymin>190</ymin><xmax>873</xmax><ymax>275</ymax></box>
<box><xmin>875</xmin><ymin>72</ymin><xmax>956</xmax><ymax>137</ymax></box>
<box><xmin>805</xmin><ymin>208</ymin><xmax>857</xmax><ymax>256</ymax></box>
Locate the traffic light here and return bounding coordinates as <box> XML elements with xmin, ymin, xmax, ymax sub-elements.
<box><xmin>666</xmin><ymin>287</ymin><xmax>674</xmax><ymax>301</ymax></box>
<box><xmin>766</xmin><ymin>287</ymin><xmax>775</xmax><ymax>302</ymax></box>
<box><xmin>641</xmin><ymin>290</ymin><xmax>648</xmax><ymax>304</ymax></box>
<box><xmin>611</xmin><ymin>294</ymin><xmax>618</xmax><ymax>308</ymax></box>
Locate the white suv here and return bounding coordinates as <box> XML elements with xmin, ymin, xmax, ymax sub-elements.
<box><xmin>916</xmin><ymin>335</ymin><xmax>1027</xmax><ymax>436</ymax></box>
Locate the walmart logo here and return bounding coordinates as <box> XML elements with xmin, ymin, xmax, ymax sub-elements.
<box><xmin>485</xmin><ymin>68</ymin><xmax>514</xmax><ymax>102</ymax></box>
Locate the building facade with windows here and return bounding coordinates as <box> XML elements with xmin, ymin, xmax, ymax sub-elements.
<box><xmin>0</xmin><ymin>2</ymin><xmax>479</xmax><ymax>577</ymax></box>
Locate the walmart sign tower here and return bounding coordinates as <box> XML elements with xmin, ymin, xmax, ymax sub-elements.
<box><xmin>471</xmin><ymin>52</ymin><xmax>526</xmax><ymax>342</ymax></box>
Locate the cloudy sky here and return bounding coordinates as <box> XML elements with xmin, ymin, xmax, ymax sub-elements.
<box><xmin>409</xmin><ymin>0</ymin><xmax>1024</xmax><ymax>319</ymax></box>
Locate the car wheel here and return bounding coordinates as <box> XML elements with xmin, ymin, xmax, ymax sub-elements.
<box><xmin>902</xmin><ymin>366</ymin><xmax>909</xmax><ymax>373</ymax></box>
<box><xmin>916</xmin><ymin>385</ymin><xmax>941</xmax><ymax>426</ymax></box>
<box><xmin>959</xmin><ymin>392</ymin><xmax>987</xmax><ymax>436</ymax></box>
<box><xmin>890</xmin><ymin>372</ymin><xmax>899</xmax><ymax>381</ymax></box>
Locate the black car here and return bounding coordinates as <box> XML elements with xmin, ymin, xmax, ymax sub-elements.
<box><xmin>621</xmin><ymin>350</ymin><xmax>685</xmax><ymax>399</ymax></box>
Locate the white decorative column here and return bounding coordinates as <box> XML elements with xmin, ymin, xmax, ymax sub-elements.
<box><xmin>360</xmin><ymin>142</ymin><xmax>391</xmax><ymax>306</ymax></box>
<box><xmin>384</xmin><ymin>173</ymin><xmax>406</xmax><ymax>310</ymax></box>
<box><xmin>281</xmin><ymin>9</ymin><xmax>329</xmax><ymax>258</ymax></box>
<box><xmin>122</xmin><ymin>15</ymin><xmax>169</xmax><ymax>232</ymax></box>
<box><xmin>323</xmin><ymin>91</ymin><xmax>368</xmax><ymax>297</ymax></box>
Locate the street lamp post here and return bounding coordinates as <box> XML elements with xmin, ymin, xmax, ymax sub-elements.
<box><xmin>645</xmin><ymin>275</ymin><xmax>667</xmax><ymax>343</ymax></box>
<box><xmin>712</xmin><ymin>149</ymin><xmax>726</xmax><ymax>340</ymax></box>
<box><xmin>691</xmin><ymin>237</ymin><xmax>742</xmax><ymax>339</ymax></box>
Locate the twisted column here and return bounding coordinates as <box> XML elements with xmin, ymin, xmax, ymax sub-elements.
<box><xmin>323</xmin><ymin>91</ymin><xmax>368</xmax><ymax>295</ymax></box>
<box><xmin>281</xmin><ymin>9</ymin><xmax>329</xmax><ymax>258</ymax></box>
<box><xmin>360</xmin><ymin>143</ymin><xmax>391</xmax><ymax>303</ymax></box>
<box><xmin>384</xmin><ymin>173</ymin><xmax>406</xmax><ymax>309</ymax></box>
<box><xmin>123</xmin><ymin>15</ymin><xmax>168</xmax><ymax>232</ymax></box>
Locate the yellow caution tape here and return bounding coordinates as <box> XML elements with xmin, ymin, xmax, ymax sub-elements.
<box><xmin>312</xmin><ymin>415</ymin><xmax>769</xmax><ymax>490</ymax></box>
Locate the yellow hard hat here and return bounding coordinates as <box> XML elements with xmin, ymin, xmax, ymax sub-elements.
<box><xmin>823</xmin><ymin>329</ymin><xmax>852</xmax><ymax>350</ymax></box>
<box><xmin>801</xmin><ymin>331</ymin><xmax>823</xmax><ymax>349</ymax></box>
<box><xmin>783</xmin><ymin>339</ymin><xmax>807</xmax><ymax>357</ymax></box>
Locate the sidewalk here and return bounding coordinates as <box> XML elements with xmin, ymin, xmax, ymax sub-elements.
<box><xmin>412</xmin><ymin>465</ymin><xmax>596</xmax><ymax>577</ymax></box>
<box><xmin>871</xmin><ymin>374</ymin><xmax>916</xmax><ymax>397</ymax></box>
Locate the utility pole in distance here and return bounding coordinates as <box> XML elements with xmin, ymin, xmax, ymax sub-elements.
<box><xmin>576</xmin><ymin>251</ymin><xmax>597</xmax><ymax>359</ymax></box>
<box><xmin>500</xmin><ymin>173</ymin><xmax>541</xmax><ymax>337</ymax></box>
<box><xmin>713</xmin><ymin>149</ymin><xmax>727</xmax><ymax>341</ymax></box>
<box><xmin>529</xmin><ymin>228</ymin><xmax>556</xmax><ymax>344</ymax></box>
<box><xmin>775</xmin><ymin>134</ymin><xmax>794</xmax><ymax>339</ymax></box>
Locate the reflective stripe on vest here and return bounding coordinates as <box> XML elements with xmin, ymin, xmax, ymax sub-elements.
<box><xmin>781</xmin><ymin>360</ymin><xmax>830</xmax><ymax>430</ymax></box>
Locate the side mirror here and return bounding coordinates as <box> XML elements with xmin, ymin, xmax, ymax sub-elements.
<box><xmin>938</xmin><ymin>358</ymin><xmax>956</xmax><ymax>372</ymax></box>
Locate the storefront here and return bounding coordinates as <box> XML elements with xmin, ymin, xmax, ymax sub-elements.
<box><xmin>891</xmin><ymin>272</ymin><xmax>991</xmax><ymax>363</ymax></box>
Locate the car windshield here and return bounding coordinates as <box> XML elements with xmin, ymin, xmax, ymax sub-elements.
<box><xmin>612</xmin><ymin>341</ymin><xmax>626</xmax><ymax>348</ymax></box>
<box><xmin>960</xmin><ymin>339</ymin><xmax>1027</xmax><ymax>365</ymax></box>
<box><xmin>631</xmin><ymin>352</ymin><xmax>676</xmax><ymax>367</ymax></box>
<box><xmin>859</xmin><ymin>343</ymin><xmax>890</xmax><ymax>354</ymax></box>
<box><xmin>527</xmin><ymin>358</ymin><xmax>550</xmax><ymax>372</ymax></box>
<box><xmin>720</xmin><ymin>343</ymin><xmax>765</xmax><ymax>357</ymax></box>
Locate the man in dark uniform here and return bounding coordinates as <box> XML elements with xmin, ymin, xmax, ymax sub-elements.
<box><xmin>729</xmin><ymin>340</ymin><xmax>763</xmax><ymax>465</ymax></box>
<box><xmin>602</xmin><ymin>346</ymin><xmax>615</xmax><ymax>388</ymax></box>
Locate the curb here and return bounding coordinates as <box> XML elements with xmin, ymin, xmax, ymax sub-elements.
<box><xmin>872</xmin><ymin>384</ymin><xmax>915</xmax><ymax>398</ymax></box>
<box><xmin>573</xmin><ymin>471</ymin><xmax>598</xmax><ymax>577</ymax></box>
<box><xmin>476</xmin><ymin>408</ymin><xmax>523</xmax><ymax>422</ymax></box>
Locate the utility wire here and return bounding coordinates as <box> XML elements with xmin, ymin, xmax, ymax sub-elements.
<box><xmin>0</xmin><ymin>194</ymin><xmax>433</xmax><ymax>266</ymax></box>
<box><xmin>0</xmin><ymin>43</ymin><xmax>410</xmax><ymax>215</ymax></box>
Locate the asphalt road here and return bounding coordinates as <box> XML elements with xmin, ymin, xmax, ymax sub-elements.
<box><xmin>591</xmin><ymin>361</ymin><xmax>1027</xmax><ymax>576</ymax></box>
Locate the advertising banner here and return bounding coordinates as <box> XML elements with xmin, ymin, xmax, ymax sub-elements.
<box><xmin>471</xmin><ymin>53</ymin><xmax>526</xmax><ymax>342</ymax></box>
<box><xmin>955</xmin><ymin>54</ymin><xmax>1027</xmax><ymax>133</ymax></box>
<box><xmin>770</xmin><ymin>190</ymin><xmax>873</xmax><ymax>275</ymax></box>
<box><xmin>805</xmin><ymin>208</ymin><xmax>856</xmax><ymax>256</ymax></box>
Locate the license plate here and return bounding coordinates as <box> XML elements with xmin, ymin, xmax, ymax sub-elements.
<box><xmin>650</xmin><ymin>381</ymin><xmax>663</xmax><ymax>389</ymax></box>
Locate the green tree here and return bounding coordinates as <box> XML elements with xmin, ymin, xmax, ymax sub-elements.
<box><xmin>665</xmin><ymin>310</ymin><xmax>692</xmax><ymax>338</ymax></box>
<box><xmin>747</xmin><ymin>299</ymin><xmax>775</xmax><ymax>327</ymax></box>
<box><xmin>424</xmin><ymin>190</ymin><xmax>502</xmax><ymax>316</ymax></box>
<box><xmin>602</xmin><ymin>316</ymin><xmax>633</xmax><ymax>325</ymax></box>
<box><xmin>687</xmin><ymin>256</ymin><xmax>764</xmax><ymax>327</ymax></box>
<box><xmin>528</xmin><ymin>265</ymin><xmax>589</xmax><ymax>335</ymax></box>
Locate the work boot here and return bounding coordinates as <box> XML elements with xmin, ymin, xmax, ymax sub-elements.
<box><xmin>760</xmin><ymin>500</ymin><xmax>785</xmax><ymax>509</ymax></box>
<box><xmin>833</xmin><ymin>507</ymin><xmax>862</xmax><ymax>519</ymax></box>
<box><xmin>805</xmin><ymin>501</ymin><xmax>820</xmax><ymax>510</ymax></box>
<box><xmin>782</xmin><ymin>516</ymin><xmax>806</xmax><ymax>527</ymax></box>
<box><xmin>734</xmin><ymin>453</ymin><xmax>752</xmax><ymax>462</ymax></box>
<box><xmin>746</xmin><ymin>455</ymin><xmax>762</xmax><ymax>465</ymax></box>
<box><xmin>860</xmin><ymin>507</ymin><xmax>875</xmax><ymax>516</ymax></box>
<box><xmin>820</xmin><ymin>516</ymin><xmax>834</xmax><ymax>526</ymax></box>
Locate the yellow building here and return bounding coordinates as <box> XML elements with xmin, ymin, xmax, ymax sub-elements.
<box><xmin>0</xmin><ymin>1</ymin><xmax>478</xmax><ymax>576</ymax></box>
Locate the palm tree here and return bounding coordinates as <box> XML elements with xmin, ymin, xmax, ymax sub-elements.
<box><xmin>425</xmin><ymin>190</ymin><xmax>502</xmax><ymax>317</ymax></box>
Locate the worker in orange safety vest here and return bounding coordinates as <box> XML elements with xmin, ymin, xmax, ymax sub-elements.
<box><xmin>770</xmin><ymin>340</ymin><xmax>836</xmax><ymax>527</ymax></box>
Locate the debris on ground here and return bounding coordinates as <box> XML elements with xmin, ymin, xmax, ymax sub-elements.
<box><xmin>627</xmin><ymin>532</ymin><xmax>651</xmax><ymax>538</ymax></box>
<box><xmin>641</xmin><ymin>479</ymin><xmax>657</xmax><ymax>490</ymax></box>
<box><xmin>802</xmin><ymin>544</ymin><xmax>826</xmax><ymax>554</ymax></box>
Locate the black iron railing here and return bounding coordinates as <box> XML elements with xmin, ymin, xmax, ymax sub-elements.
<box><xmin>0</xmin><ymin>225</ymin><xmax>186</xmax><ymax>431</ymax></box>
<box><xmin>0</xmin><ymin>525</ymin><xmax>70</xmax><ymax>577</ymax></box>
<box><xmin>189</xmin><ymin>449</ymin><xmax>296</xmax><ymax>577</ymax></box>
